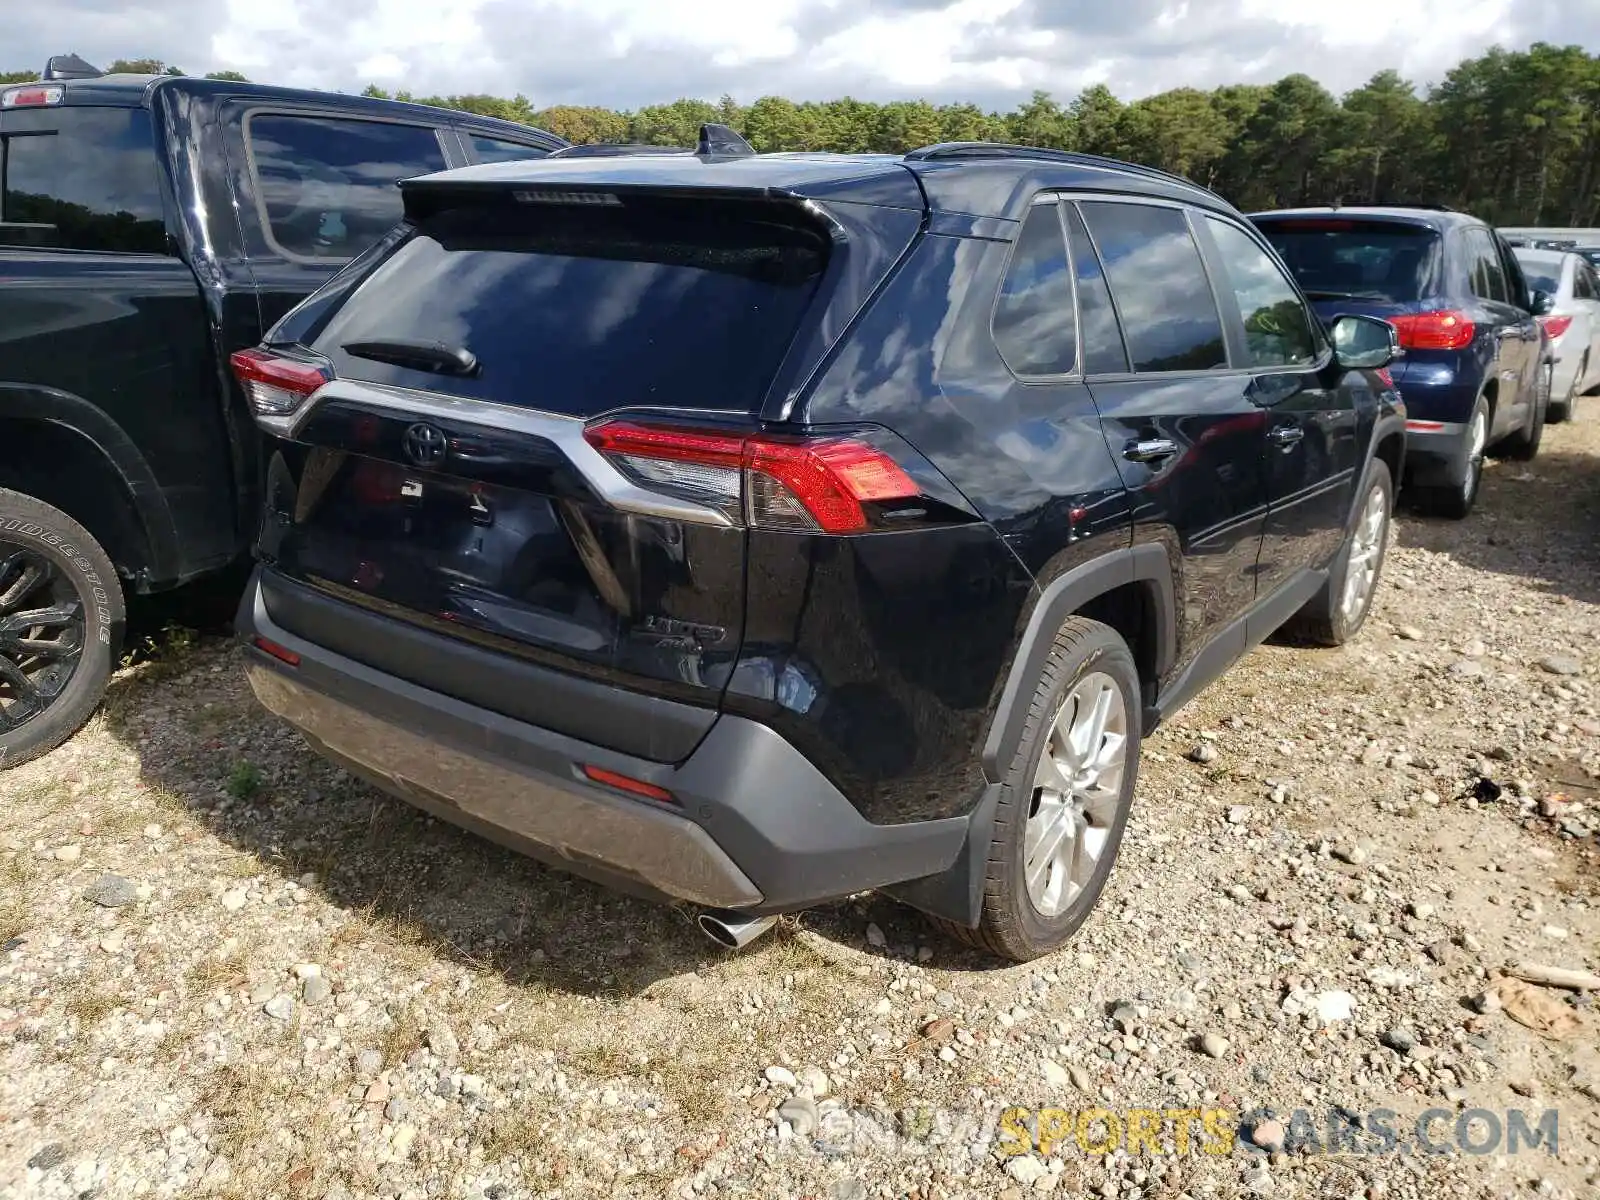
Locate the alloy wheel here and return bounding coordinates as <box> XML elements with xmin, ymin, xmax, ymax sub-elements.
<box><xmin>1024</xmin><ymin>671</ymin><xmax>1128</xmax><ymax>917</ymax></box>
<box><xmin>0</xmin><ymin>545</ymin><xmax>86</xmax><ymax>734</ymax></box>
<box><xmin>1340</xmin><ymin>482</ymin><xmax>1388</xmax><ymax>625</ymax></box>
<box><xmin>1463</xmin><ymin>409</ymin><xmax>1488</xmax><ymax>502</ymax></box>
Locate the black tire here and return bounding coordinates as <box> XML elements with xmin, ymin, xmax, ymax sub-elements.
<box><xmin>0</xmin><ymin>489</ymin><xmax>124</xmax><ymax>770</ymax></box>
<box><xmin>1500</xmin><ymin>362</ymin><xmax>1549</xmax><ymax>461</ymax></box>
<box><xmin>1284</xmin><ymin>459</ymin><xmax>1393</xmax><ymax>647</ymax></box>
<box><xmin>932</xmin><ymin>617</ymin><xmax>1141</xmax><ymax>962</ymax></box>
<box><xmin>1549</xmin><ymin>354</ymin><xmax>1581</xmax><ymax>423</ymax></box>
<box><xmin>1416</xmin><ymin>395</ymin><xmax>1489</xmax><ymax>520</ymax></box>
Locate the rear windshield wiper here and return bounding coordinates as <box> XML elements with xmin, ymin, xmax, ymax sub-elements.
<box><xmin>342</xmin><ymin>338</ymin><xmax>479</xmax><ymax>377</ymax></box>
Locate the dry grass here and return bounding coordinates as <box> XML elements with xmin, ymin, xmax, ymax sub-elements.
<box><xmin>64</xmin><ymin>986</ymin><xmax>120</xmax><ymax>1028</ymax></box>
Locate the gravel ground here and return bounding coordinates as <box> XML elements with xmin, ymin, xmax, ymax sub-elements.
<box><xmin>6</xmin><ymin>416</ymin><xmax>1600</xmax><ymax>1200</ymax></box>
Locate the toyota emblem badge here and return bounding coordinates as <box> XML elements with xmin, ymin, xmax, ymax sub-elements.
<box><xmin>401</xmin><ymin>422</ymin><xmax>448</xmax><ymax>468</ymax></box>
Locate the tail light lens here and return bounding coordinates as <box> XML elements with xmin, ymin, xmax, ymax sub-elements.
<box><xmin>1</xmin><ymin>85</ymin><xmax>64</xmax><ymax>108</ymax></box>
<box><xmin>1387</xmin><ymin>310</ymin><xmax>1475</xmax><ymax>351</ymax></box>
<box><xmin>1540</xmin><ymin>314</ymin><xmax>1574</xmax><ymax>339</ymax></box>
<box><xmin>583</xmin><ymin>420</ymin><xmax>920</xmax><ymax>534</ymax></box>
<box><xmin>230</xmin><ymin>348</ymin><xmax>332</xmax><ymax>432</ymax></box>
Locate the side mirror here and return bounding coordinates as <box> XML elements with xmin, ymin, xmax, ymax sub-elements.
<box><xmin>1330</xmin><ymin>313</ymin><xmax>1402</xmax><ymax>370</ymax></box>
<box><xmin>1530</xmin><ymin>289</ymin><xmax>1556</xmax><ymax>316</ymax></box>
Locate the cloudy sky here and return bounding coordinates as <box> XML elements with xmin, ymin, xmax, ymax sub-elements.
<box><xmin>9</xmin><ymin>0</ymin><xmax>1593</xmax><ymax>109</ymax></box>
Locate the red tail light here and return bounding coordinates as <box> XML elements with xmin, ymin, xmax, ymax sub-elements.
<box><xmin>583</xmin><ymin>420</ymin><xmax>919</xmax><ymax>534</ymax></box>
<box><xmin>230</xmin><ymin>348</ymin><xmax>332</xmax><ymax>422</ymax></box>
<box><xmin>1387</xmin><ymin>310</ymin><xmax>1475</xmax><ymax>351</ymax></box>
<box><xmin>1</xmin><ymin>86</ymin><xmax>63</xmax><ymax>108</ymax></box>
<box><xmin>1540</xmin><ymin>314</ymin><xmax>1574</xmax><ymax>339</ymax></box>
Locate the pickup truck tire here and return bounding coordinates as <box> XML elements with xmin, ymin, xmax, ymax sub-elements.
<box><xmin>0</xmin><ymin>490</ymin><xmax>123</xmax><ymax>770</ymax></box>
<box><xmin>931</xmin><ymin>617</ymin><xmax>1140</xmax><ymax>961</ymax></box>
<box><xmin>1284</xmin><ymin>459</ymin><xmax>1393</xmax><ymax>647</ymax></box>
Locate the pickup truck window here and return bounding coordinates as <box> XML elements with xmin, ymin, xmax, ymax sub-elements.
<box><xmin>0</xmin><ymin>107</ymin><xmax>166</xmax><ymax>253</ymax></box>
<box><xmin>245</xmin><ymin>114</ymin><xmax>447</xmax><ymax>262</ymax></box>
<box><xmin>468</xmin><ymin>135</ymin><xmax>552</xmax><ymax>164</ymax></box>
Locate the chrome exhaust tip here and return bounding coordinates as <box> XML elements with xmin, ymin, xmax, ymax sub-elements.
<box><xmin>697</xmin><ymin>908</ymin><xmax>778</xmax><ymax>949</ymax></box>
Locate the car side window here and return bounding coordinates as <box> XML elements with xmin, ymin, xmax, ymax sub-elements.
<box><xmin>1465</xmin><ymin>229</ymin><xmax>1509</xmax><ymax>303</ymax></box>
<box><xmin>1578</xmin><ymin>264</ymin><xmax>1599</xmax><ymax>300</ymax></box>
<box><xmin>1062</xmin><ymin>202</ymin><xmax>1130</xmax><ymax>374</ymax></box>
<box><xmin>1204</xmin><ymin>217</ymin><xmax>1320</xmax><ymax>368</ymax></box>
<box><xmin>992</xmin><ymin>201</ymin><xmax>1078</xmax><ymax>377</ymax></box>
<box><xmin>468</xmin><ymin>135</ymin><xmax>552</xmax><ymax>164</ymax></box>
<box><xmin>246</xmin><ymin>114</ymin><xmax>447</xmax><ymax>261</ymax></box>
<box><xmin>1079</xmin><ymin>201</ymin><xmax>1227</xmax><ymax>373</ymax></box>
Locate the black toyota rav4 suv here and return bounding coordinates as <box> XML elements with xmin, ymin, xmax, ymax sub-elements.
<box><xmin>234</xmin><ymin>133</ymin><xmax>1405</xmax><ymax>960</ymax></box>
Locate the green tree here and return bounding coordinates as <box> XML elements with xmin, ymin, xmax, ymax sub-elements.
<box><xmin>1006</xmin><ymin>90</ymin><xmax>1072</xmax><ymax>148</ymax></box>
<box><xmin>205</xmin><ymin>70</ymin><xmax>250</xmax><ymax>82</ymax></box>
<box><xmin>108</xmin><ymin>58</ymin><xmax>182</xmax><ymax>75</ymax></box>
<box><xmin>1118</xmin><ymin>87</ymin><xmax>1229</xmax><ymax>179</ymax></box>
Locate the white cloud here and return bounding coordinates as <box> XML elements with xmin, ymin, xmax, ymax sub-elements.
<box><xmin>6</xmin><ymin>0</ymin><xmax>1583</xmax><ymax>111</ymax></box>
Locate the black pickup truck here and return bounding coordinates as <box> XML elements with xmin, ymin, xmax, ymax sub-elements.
<box><xmin>0</xmin><ymin>57</ymin><xmax>563</xmax><ymax>766</ymax></box>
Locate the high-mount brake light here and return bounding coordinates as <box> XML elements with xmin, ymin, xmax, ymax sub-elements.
<box><xmin>230</xmin><ymin>348</ymin><xmax>332</xmax><ymax>433</ymax></box>
<box><xmin>583</xmin><ymin>421</ymin><xmax>920</xmax><ymax>534</ymax></box>
<box><xmin>1</xmin><ymin>85</ymin><xmax>64</xmax><ymax>108</ymax></box>
<box><xmin>1387</xmin><ymin>310</ymin><xmax>1475</xmax><ymax>351</ymax></box>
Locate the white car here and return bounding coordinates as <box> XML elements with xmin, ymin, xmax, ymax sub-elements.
<box><xmin>1513</xmin><ymin>247</ymin><xmax>1600</xmax><ymax>421</ymax></box>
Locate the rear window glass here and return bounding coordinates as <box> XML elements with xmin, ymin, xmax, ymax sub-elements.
<box><xmin>307</xmin><ymin>195</ymin><xmax>828</xmax><ymax>415</ymax></box>
<box><xmin>1515</xmin><ymin>256</ymin><xmax>1562</xmax><ymax>296</ymax></box>
<box><xmin>0</xmin><ymin>107</ymin><xmax>166</xmax><ymax>253</ymax></box>
<box><xmin>1254</xmin><ymin>219</ymin><xmax>1437</xmax><ymax>303</ymax></box>
<box><xmin>247</xmin><ymin>115</ymin><xmax>446</xmax><ymax>261</ymax></box>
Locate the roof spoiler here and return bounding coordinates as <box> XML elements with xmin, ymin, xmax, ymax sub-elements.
<box><xmin>547</xmin><ymin>123</ymin><xmax>755</xmax><ymax>162</ymax></box>
<box><xmin>42</xmin><ymin>54</ymin><xmax>102</xmax><ymax>81</ymax></box>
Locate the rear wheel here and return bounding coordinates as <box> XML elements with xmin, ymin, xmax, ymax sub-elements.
<box><xmin>1550</xmin><ymin>354</ymin><xmax>1582</xmax><ymax>423</ymax></box>
<box><xmin>1416</xmin><ymin>398</ymin><xmax>1488</xmax><ymax>520</ymax></box>
<box><xmin>932</xmin><ymin>617</ymin><xmax>1140</xmax><ymax>962</ymax></box>
<box><xmin>1285</xmin><ymin>460</ymin><xmax>1392</xmax><ymax>646</ymax></box>
<box><xmin>0</xmin><ymin>489</ymin><xmax>124</xmax><ymax>769</ymax></box>
<box><xmin>1501</xmin><ymin>362</ymin><xmax>1550</xmax><ymax>461</ymax></box>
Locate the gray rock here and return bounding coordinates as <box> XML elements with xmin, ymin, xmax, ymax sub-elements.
<box><xmin>1110</xmin><ymin>1003</ymin><xmax>1139</xmax><ymax>1034</ymax></box>
<box><xmin>1397</xmin><ymin>626</ymin><xmax>1425</xmax><ymax>641</ymax></box>
<box><xmin>764</xmin><ymin>1065</ymin><xmax>798</xmax><ymax>1088</ymax></box>
<box><xmin>830</xmin><ymin>1180</ymin><xmax>866</xmax><ymax>1200</ymax></box>
<box><xmin>777</xmin><ymin>1093</ymin><xmax>818</xmax><ymax>1138</ymax></box>
<box><xmin>263</xmin><ymin>995</ymin><xmax>294</xmax><ymax>1021</ymax></box>
<box><xmin>865</xmin><ymin>922</ymin><xmax>887</xmax><ymax>948</ymax></box>
<box><xmin>302</xmin><ymin>975</ymin><xmax>332</xmax><ymax>1006</ymax></box>
<box><xmin>1250</xmin><ymin>1118</ymin><xmax>1286</xmax><ymax>1153</ymax></box>
<box><xmin>1199</xmin><ymin>1032</ymin><xmax>1230</xmax><ymax>1058</ymax></box>
<box><xmin>1041</xmin><ymin>1058</ymin><xmax>1070</xmax><ymax>1088</ymax></box>
<box><xmin>1381</xmin><ymin>1028</ymin><xmax>1418</xmax><ymax>1054</ymax></box>
<box><xmin>27</xmin><ymin>1144</ymin><xmax>66</xmax><ymax>1171</ymax></box>
<box><xmin>355</xmin><ymin>1049</ymin><xmax>383</xmax><ymax>1078</ymax></box>
<box><xmin>82</xmin><ymin>874</ymin><xmax>137</xmax><ymax>908</ymax></box>
<box><xmin>1067</xmin><ymin>1063</ymin><xmax>1092</xmax><ymax>1092</ymax></box>
<box><xmin>1449</xmin><ymin>659</ymin><xmax>1485</xmax><ymax>678</ymax></box>
<box><xmin>1331</xmin><ymin>844</ymin><xmax>1369</xmax><ymax>866</ymax></box>
<box><xmin>434</xmin><ymin>1074</ymin><xmax>459</xmax><ymax>1098</ymax></box>
<box><xmin>1538</xmin><ymin>655</ymin><xmax>1582</xmax><ymax>677</ymax></box>
<box><xmin>427</xmin><ymin>1024</ymin><xmax>459</xmax><ymax>1064</ymax></box>
<box><xmin>384</xmin><ymin>1097</ymin><xmax>407</xmax><ymax>1122</ymax></box>
<box><xmin>1189</xmin><ymin>743</ymin><xmax>1219</xmax><ymax>764</ymax></box>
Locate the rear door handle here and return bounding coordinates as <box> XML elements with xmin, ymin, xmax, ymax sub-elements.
<box><xmin>1123</xmin><ymin>438</ymin><xmax>1178</xmax><ymax>463</ymax></box>
<box><xmin>1268</xmin><ymin>425</ymin><xmax>1305</xmax><ymax>449</ymax></box>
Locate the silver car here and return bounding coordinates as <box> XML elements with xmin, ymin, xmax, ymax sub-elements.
<box><xmin>1513</xmin><ymin>247</ymin><xmax>1600</xmax><ymax>421</ymax></box>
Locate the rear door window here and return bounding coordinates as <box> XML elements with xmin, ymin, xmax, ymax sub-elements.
<box><xmin>1464</xmin><ymin>228</ymin><xmax>1509</xmax><ymax>303</ymax></box>
<box><xmin>306</xmin><ymin>193</ymin><xmax>828</xmax><ymax>416</ymax></box>
<box><xmin>1254</xmin><ymin>218</ymin><xmax>1438</xmax><ymax>304</ymax></box>
<box><xmin>1204</xmin><ymin>217</ymin><xmax>1320</xmax><ymax>368</ymax></box>
<box><xmin>1062</xmin><ymin>203</ymin><xmax>1129</xmax><ymax>374</ymax></box>
<box><xmin>992</xmin><ymin>202</ymin><xmax>1077</xmax><ymax>376</ymax></box>
<box><xmin>468</xmin><ymin>135</ymin><xmax>551</xmax><ymax>164</ymax></box>
<box><xmin>1079</xmin><ymin>201</ymin><xmax>1227</xmax><ymax>373</ymax></box>
<box><xmin>0</xmin><ymin>106</ymin><xmax>167</xmax><ymax>253</ymax></box>
<box><xmin>245</xmin><ymin>114</ymin><xmax>447</xmax><ymax>261</ymax></box>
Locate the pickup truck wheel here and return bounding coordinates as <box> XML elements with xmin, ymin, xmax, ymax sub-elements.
<box><xmin>0</xmin><ymin>490</ymin><xmax>123</xmax><ymax>770</ymax></box>
<box><xmin>931</xmin><ymin>617</ymin><xmax>1140</xmax><ymax>962</ymax></box>
<box><xmin>1416</xmin><ymin>398</ymin><xmax>1488</xmax><ymax>520</ymax></box>
<box><xmin>1285</xmin><ymin>459</ymin><xmax>1392</xmax><ymax>647</ymax></box>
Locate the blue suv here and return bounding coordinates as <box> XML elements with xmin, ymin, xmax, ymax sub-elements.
<box><xmin>1251</xmin><ymin>207</ymin><xmax>1552</xmax><ymax>518</ymax></box>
